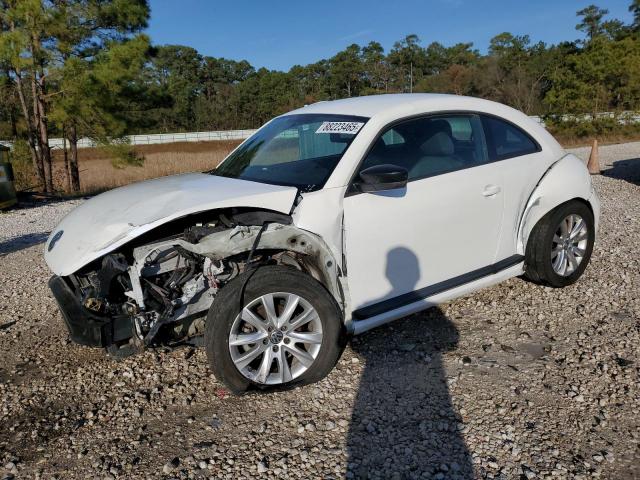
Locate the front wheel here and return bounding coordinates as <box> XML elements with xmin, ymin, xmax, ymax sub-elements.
<box><xmin>524</xmin><ymin>200</ymin><xmax>595</xmax><ymax>287</ymax></box>
<box><xmin>205</xmin><ymin>265</ymin><xmax>345</xmax><ymax>393</ymax></box>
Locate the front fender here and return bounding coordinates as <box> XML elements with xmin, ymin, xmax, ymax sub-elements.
<box><xmin>517</xmin><ymin>153</ymin><xmax>600</xmax><ymax>254</ymax></box>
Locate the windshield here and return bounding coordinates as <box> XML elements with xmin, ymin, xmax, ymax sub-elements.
<box><xmin>212</xmin><ymin>114</ymin><xmax>368</xmax><ymax>192</ymax></box>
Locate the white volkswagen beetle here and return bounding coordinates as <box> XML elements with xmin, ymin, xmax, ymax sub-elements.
<box><xmin>45</xmin><ymin>94</ymin><xmax>600</xmax><ymax>392</ymax></box>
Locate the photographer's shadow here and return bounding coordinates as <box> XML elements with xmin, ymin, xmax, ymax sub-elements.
<box><xmin>602</xmin><ymin>157</ymin><xmax>640</xmax><ymax>186</ymax></box>
<box><xmin>346</xmin><ymin>247</ymin><xmax>473</xmax><ymax>479</ymax></box>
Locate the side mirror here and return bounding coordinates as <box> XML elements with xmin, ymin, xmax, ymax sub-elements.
<box><xmin>356</xmin><ymin>164</ymin><xmax>408</xmax><ymax>193</ymax></box>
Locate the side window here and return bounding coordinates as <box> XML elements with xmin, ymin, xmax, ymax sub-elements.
<box><xmin>381</xmin><ymin>129</ymin><xmax>405</xmax><ymax>146</ymax></box>
<box><xmin>481</xmin><ymin>115</ymin><xmax>539</xmax><ymax>160</ymax></box>
<box><xmin>358</xmin><ymin>114</ymin><xmax>488</xmax><ymax>181</ymax></box>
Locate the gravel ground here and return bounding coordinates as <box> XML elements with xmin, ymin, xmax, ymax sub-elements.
<box><xmin>0</xmin><ymin>143</ymin><xmax>638</xmax><ymax>480</ymax></box>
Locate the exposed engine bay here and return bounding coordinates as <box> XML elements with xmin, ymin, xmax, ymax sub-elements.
<box><xmin>49</xmin><ymin>208</ymin><xmax>342</xmax><ymax>355</ymax></box>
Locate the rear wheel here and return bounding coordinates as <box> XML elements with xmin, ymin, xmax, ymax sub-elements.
<box><xmin>205</xmin><ymin>265</ymin><xmax>345</xmax><ymax>393</ymax></box>
<box><xmin>524</xmin><ymin>200</ymin><xmax>595</xmax><ymax>287</ymax></box>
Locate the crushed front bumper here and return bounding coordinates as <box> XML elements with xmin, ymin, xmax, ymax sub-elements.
<box><xmin>48</xmin><ymin>275</ymin><xmax>133</xmax><ymax>347</ymax></box>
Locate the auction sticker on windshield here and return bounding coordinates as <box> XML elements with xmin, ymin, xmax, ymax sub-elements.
<box><xmin>316</xmin><ymin>121</ymin><xmax>364</xmax><ymax>134</ymax></box>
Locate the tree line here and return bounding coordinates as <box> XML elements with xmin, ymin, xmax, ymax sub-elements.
<box><xmin>1</xmin><ymin>1</ymin><xmax>639</xmax><ymax>193</ymax></box>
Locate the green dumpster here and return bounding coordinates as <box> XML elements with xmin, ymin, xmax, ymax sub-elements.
<box><xmin>0</xmin><ymin>144</ymin><xmax>17</xmax><ymax>210</ymax></box>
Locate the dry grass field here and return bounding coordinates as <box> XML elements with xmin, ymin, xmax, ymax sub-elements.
<box><xmin>50</xmin><ymin>140</ymin><xmax>242</xmax><ymax>194</ymax></box>
<box><xmin>552</xmin><ymin>131</ymin><xmax>640</xmax><ymax>148</ymax></box>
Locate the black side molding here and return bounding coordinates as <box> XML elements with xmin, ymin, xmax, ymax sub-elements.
<box><xmin>352</xmin><ymin>254</ymin><xmax>525</xmax><ymax>320</ymax></box>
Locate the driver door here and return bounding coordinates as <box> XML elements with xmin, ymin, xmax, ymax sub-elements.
<box><xmin>343</xmin><ymin>114</ymin><xmax>505</xmax><ymax>317</ymax></box>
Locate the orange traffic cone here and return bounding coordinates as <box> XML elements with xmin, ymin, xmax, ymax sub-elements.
<box><xmin>587</xmin><ymin>139</ymin><xmax>600</xmax><ymax>175</ymax></box>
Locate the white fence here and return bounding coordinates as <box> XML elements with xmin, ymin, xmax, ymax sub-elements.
<box><xmin>0</xmin><ymin>129</ymin><xmax>258</xmax><ymax>150</ymax></box>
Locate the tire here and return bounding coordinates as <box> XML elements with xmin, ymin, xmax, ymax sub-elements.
<box><xmin>524</xmin><ymin>200</ymin><xmax>595</xmax><ymax>288</ymax></box>
<box><xmin>205</xmin><ymin>265</ymin><xmax>345</xmax><ymax>393</ymax></box>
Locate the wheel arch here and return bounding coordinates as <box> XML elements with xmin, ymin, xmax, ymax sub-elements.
<box><xmin>209</xmin><ymin>225</ymin><xmax>345</xmax><ymax>313</ymax></box>
<box><xmin>517</xmin><ymin>153</ymin><xmax>599</xmax><ymax>255</ymax></box>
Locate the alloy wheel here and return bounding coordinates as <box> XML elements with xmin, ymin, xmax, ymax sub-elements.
<box><xmin>228</xmin><ymin>292</ymin><xmax>323</xmax><ymax>385</ymax></box>
<box><xmin>551</xmin><ymin>214</ymin><xmax>589</xmax><ymax>276</ymax></box>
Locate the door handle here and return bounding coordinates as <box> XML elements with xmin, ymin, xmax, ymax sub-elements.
<box><xmin>482</xmin><ymin>185</ymin><xmax>501</xmax><ymax>197</ymax></box>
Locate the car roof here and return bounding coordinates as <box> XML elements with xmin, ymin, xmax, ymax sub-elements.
<box><xmin>286</xmin><ymin>93</ymin><xmax>514</xmax><ymax>119</ymax></box>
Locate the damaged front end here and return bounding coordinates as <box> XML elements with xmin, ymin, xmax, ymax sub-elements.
<box><xmin>48</xmin><ymin>209</ymin><xmax>342</xmax><ymax>354</ymax></box>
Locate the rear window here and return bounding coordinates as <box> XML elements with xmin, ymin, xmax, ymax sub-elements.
<box><xmin>481</xmin><ymin>115</ymin><xmax>539</xmax><ymax>160</ymax></box>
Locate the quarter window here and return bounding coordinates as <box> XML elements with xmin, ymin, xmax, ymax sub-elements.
<box><xmin>359</xmin><ymin>114</ymin><xmax>488</xmax><ymax>182</ymax></box>
<box><xmin>481</xmin><ymin>115</ymin><xmax>539</xmax><ymax>160</ymax></box>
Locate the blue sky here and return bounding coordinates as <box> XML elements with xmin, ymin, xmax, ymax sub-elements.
<box><xmin>147</xmin><ymin>0</ymin><xmax>633</xmax><ymax>70</ymax></box>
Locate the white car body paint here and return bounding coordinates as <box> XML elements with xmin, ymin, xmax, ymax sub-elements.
<box><xmin>44</xmin><ymin>173</ymin><xmax>298</xmax><ymax>276</ymax></box>
<box><xmin>342</xmin><ymin>162</ymin><xmax>505</xmax><ymax>311</ymax></box>
<box><xmin>45</xmin><ymin>94</ymin><xmax>600</xmax><ymax>336</ymax></box>
<box><xmin>292</xmin><ymin>187</ymin><xmax>345</xmax><ymax>264</ymax></box>
<box><xmin>279</xmin><ymin>94</ymin><xmax>574</xmax><ymax>315</ymax></box>
<box><xmin>351</xmin><ymin>262</ymin><xmax>525</xmax><ymax>335</ymax></box>
<box><xmin>491</xmin><ymin>149</ymin><xmax>554</xmax><ymax>260</ymax></box>
<box><xmin>517</xmin><ymin>153</ymin><xmax>600</xmax><ymax>254</ymax></box>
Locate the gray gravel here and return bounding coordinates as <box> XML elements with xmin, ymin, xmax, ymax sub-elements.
<box><xmin>1</xmin><ymin>142</ymin><xmax>639</xmax><ymax>479</ymax></box>
<box><xmin>0</xmin><ymin>198</ymin><xmax>81</xmax><ymax>255</ymax></box>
